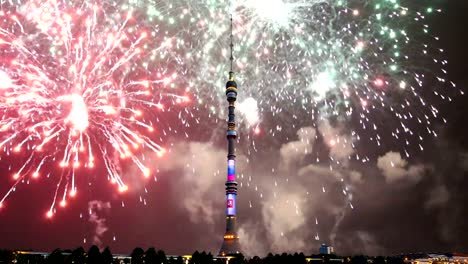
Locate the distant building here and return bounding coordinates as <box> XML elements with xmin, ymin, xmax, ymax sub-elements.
<box><xmin>402</xmin><ymin>253</ymin><xmax>468</xmax><ymax>264</ymax></box>
<box><xmin>451</xmin><ymin>254</ymin><xmax>468</xmax><ymax>264</ymax></box>
<box><xmin>319</xmin><ymin>244</ymin><xmax>334</xmax><ymax>255</ymax></box>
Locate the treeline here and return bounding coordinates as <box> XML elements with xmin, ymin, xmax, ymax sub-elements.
<box><xmin>0</xmin><ymin>246</ymin><xmax>407</xmax><ymax>264</ymax></box>
<box><xmin>1</xmin><ymin>246</ymin><xmax>215</xmax><ymax>264</ymax></box>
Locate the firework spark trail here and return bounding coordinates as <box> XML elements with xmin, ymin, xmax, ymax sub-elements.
<box><xmin>0</xmin><ymin>0</ymin><xmax>189</xmax><ymax>216</ymax></box>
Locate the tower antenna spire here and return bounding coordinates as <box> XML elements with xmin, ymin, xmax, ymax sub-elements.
<box><xmin>229</xmin><ymin>15</ymin><xmax>234</xmax><ymax>72</ymax></box>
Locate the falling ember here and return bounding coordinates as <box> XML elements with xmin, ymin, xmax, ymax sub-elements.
<box><xmin>156</xmin><ymin>148</ymin><xmax>167</xmax><ymax>158</ymax></box>
<box><xmin>355</xmin><ymin>41</ymin><xmax>365</xmax><ymax>50</ymax></box>
<box><xmin>46</xmin><ymin>211</ymin><xmax>53</xmax><ymax>218</ymax></box>
<box><xmin>143</xmin><ymin>168</ymin><xmax>151</xmax><ymax>178</ymax></box>
<box><xmin>118</xmin><ymin>185</ymin><xmax>129</xmax><ymax>193</ymax></box>
<box><xmin>361</xmin><ymin>100</ymin><xmax>368</xmax><ymax>107</ymax></box>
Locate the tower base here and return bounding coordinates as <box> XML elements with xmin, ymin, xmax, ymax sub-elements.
<box><xmin>219</xmin><ymin>236</ymin><xmax>241</xmax><ymax>256</ymax></box>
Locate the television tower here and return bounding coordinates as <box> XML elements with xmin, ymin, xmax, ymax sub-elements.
<box><xmin>219</xmin><ymin>16</ymin><xmax>241</xmax><ymax>256</ymax></box>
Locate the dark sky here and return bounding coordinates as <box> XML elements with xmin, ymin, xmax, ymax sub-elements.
<box><xmin>0</xmin><ymin>0</ymin><xmax>467</xmax><ymax>257</ymax></box>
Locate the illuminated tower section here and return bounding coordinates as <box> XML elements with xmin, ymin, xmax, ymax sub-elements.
<box><xmin>219</xmin><ymin>18</ymin><xmax>241</xmax><ymax>256</ymax></box>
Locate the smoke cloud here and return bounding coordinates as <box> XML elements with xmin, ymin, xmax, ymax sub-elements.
<box><xmin>317</xmin><ymin>119</ymin><xmax>354</xmax><ymax>164</ymax></box>
<box><xmin>461</xmin><ymin>153</ymin><xmax>468</xmax><ymax>171</ymax></box>
<box><xmin>279</xmin><ymin>127</ymin><xmax>316</xmax><ymax>169</ymax></box>
<box><xmin>349</xmin><ymin>170</ymin><xmax>363</xmax><ymax>184</ymax></box>
<box><xmin>425</xmin><ymin>185</ymin><xmax>450</xmax><ymax>209</ymax></box>
<box><xmin>261</xmin><ymin>191</ymin><xmax>308</xmax><ymax>252</ymax></box>
<box><xmin>156</xmin><ymin>142</ymin><xmax>226</xmax><ymax>225</ymax></box>
<box><xmin>88</xmin><ymin>200</ymin><xmax>111</xmax><ymax>248</ymax></box>
<box><xmin>377</xmin><ymin>152</ymin><xmax>426</xmax><ymax>184</ymax></box>
<box><xmin>238</xmin><ymin>222</ymin><xmax>267</xmax><ymax>257</ymax></box>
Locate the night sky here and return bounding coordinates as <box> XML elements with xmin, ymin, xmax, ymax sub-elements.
<box><xmin>0</xmin><ymin>0</ymin><xmax>467</xmax><ymax>257</ymax></box>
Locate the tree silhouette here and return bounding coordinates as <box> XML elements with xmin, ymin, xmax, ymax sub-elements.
<box><xmin>46</xmin><ymin>249</ymin><xmax>64</xmax><ymax>264</ymax></box>
<box><xmin>200</xmin><ymin>251</ymin><xmax>213</xmax><ymax>264</ymax></box>
<box><xmin>224</xmin><ymin>253</ymin><xmax>245</xmax><ymax>264</ymax></box>
<box><xmin>13</xmin><ymin>252</ymin><xmax>45</xmax><ymax>264</ymax></box>
<box><xmin>264</xmin><ymin>253</ymin><xmax>280</xmax><ymax>264</ymax></box>
<box><xmin>387</xmin><ymin>257</ymin><xmax>405</xmax><ymax>264</ymax></box>
<box><xmin>350</xmin><ymin>255</ymin><xmax>367</xmax><ymax>264</ymax></box>
<box><xmin>131</xmin><ymin>247</ymin><xmax>145</xmax><ymax>264</ymax></box>
<box><xmin>66</xmin><ymin>247</ymin><xmax>86</xmax><ymax>264</ymax></box>
<box><xmin>374</xmin><ymin>256</ymin><xmax>386</xmax><ymax>264</ymax></box>
<box><xmin>190</xmin><ymin>251</ymin><xmax>220</xmax><ymax>264</ymax></box>
<box><xmin>323</xmin><ymin>254</ymin><xmax>338</xmax><ymax>264</ymax></box>
<box><xmin>168</xmin><ymin>256</ymin><xmax>184</xmax><ymax>264</ymax></box>
<box><xmin>145</xmin><ymin>248</ymin><xmax>158</xmax><ymax>264</ymax></box>
<box><xmin>102</xmin><ymin>247</ymin><xmax>113</xmax><ymax>264</ymax></box>
<box><xmin>248</xmin><ymin>256</ymin><xmax>262</xmax><ymax>264</ymax></box>
<box><xmin>0</xmin><ymin>250</ymin><xmax>14</xmax><ymax>264</ymax></box>
<box><xmin>190</xmin><ymin>251</ymin><xmax>200</xmax><ymax>264</ymax></box>
<box><xmin>157</xmin><ymin>249</ymin><xmax>168</xmax><ymax>264</ymax></box>
<box><xmin>190</xmin><ymin>251</ymin><xmax>214</xmax><ymax>264</ymax></box>
<box><xmin>87</xmin><ymin>245</ymin><xmax>102</xmax><ymax>264</ymax></box>
<box><xmin>3</xmin><ymin>248</ymin><xmax>417</xmax><ymax>264</ymax></box>
<box><xmin>214</xmin><ymin>257</ymin><xmax>225</xmax><ymax>264</ymax></box>
<box><xmin>295</xmin><ymin>253</ymin><xmax>307</xmax><ymax>264</ymax></box>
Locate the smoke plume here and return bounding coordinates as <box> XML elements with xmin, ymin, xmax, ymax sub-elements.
<box><xmin>88</xmin><ymin>200</ymin><xmax>111</xmax><ymax>248</ymax></box>
<box><xmin>377</xmin><ymin>151</ymin><xmax>426</xmax><ymax>184</ymax></box>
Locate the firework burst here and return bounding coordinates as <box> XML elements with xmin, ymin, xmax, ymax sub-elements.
<box><xmin>0</xmin><ymin>0</ymin><xmax>190</xmax><ymax>216</ymax></box>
